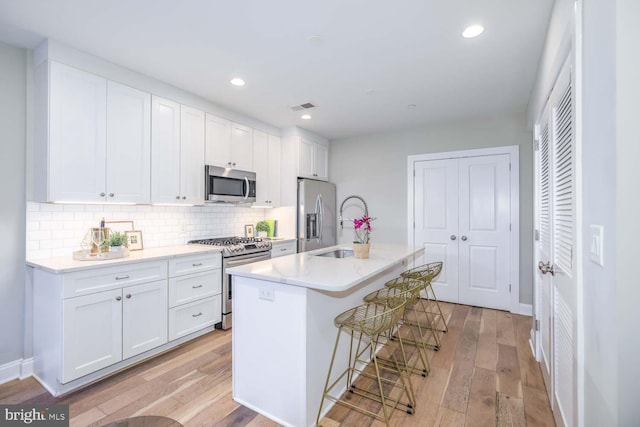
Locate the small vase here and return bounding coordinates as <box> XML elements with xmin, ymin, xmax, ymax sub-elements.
<box><xmin>353</xmin><ymin>243</ymin><xmax>371</xmax><ymax>259</ymax></box>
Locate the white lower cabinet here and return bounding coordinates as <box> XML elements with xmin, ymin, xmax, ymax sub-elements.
<box><xmin>167</xmin><ymin>254</ymin><xmax>222</xmax><ymax>340</ymax></box>
<box><xmin>271</xmin><ymin>240</ymin><xmax>297</xmax><ymax>258</ymax></box>
<box><xmin>33</xmin><ymin>251</ymin><xmax>222</xmax><ymax>396</ymax></box>
<box><xmin>61</xmin><ymin>281</ymin><xmax>167</xmax><ymax>383</ymax></box>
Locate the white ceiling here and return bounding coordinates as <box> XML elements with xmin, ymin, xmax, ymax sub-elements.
<box><xmin>0</xmin><ymin>0</ymin><xmax>554</xmax><ymax>140</ymax></box>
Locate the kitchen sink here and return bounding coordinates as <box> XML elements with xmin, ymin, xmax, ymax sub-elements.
<box><xmin>314</xmin><ymin>249</ymin><xmax>354</xmax><ymax>258</ymax></box>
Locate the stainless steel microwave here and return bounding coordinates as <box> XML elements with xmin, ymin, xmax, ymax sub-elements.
<box><xmin>205</xmin><ymin>165</ymin><xmax>256</xmax><ymax>203</ymax></box>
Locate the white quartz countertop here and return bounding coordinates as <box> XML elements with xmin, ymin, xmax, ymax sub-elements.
<box><xmin>26</xmin><ymin>245</ymin><xmax>223</xmax><ymax>274</ymax></box>
<box><xmin>227</xmin><ymin>243</ymin><xmax>424</xmax><ymax>292</ymax></box>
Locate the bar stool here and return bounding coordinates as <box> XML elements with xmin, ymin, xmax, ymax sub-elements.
<box><xmin>316</xmin><ymin>298</ymin><xmax>415</xmax><ymax>426</ymax></box>
<box><xmin>397</xmin><ymin>262</ymin><xmax>446</xmax><ymax>349</ymax></box>
<box><xmin>363</xmin><ymin>277</ymin><xmax>431</xmax><ymax>378</ymax></box>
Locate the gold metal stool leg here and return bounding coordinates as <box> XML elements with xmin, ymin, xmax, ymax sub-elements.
<box><xmin>316</xmin><ymin>301</ymin><xmax>415</xmax><ymax>427</ymax></box>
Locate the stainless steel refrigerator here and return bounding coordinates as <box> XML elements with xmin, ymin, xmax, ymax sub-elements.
<box><xmin>297</xmin><ymin>178</ymin><xmax>337</xmax><ymax>252</ymax></box>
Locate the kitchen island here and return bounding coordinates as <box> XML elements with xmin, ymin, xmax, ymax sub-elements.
<box><xmin>227</xmin><ymin>243</ymin><xmax>424</xmax><ymax>427</ymax></box>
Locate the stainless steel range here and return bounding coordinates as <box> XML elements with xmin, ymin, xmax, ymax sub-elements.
<box><xmin>188</xmin><ymin>236</ymin><xmax>271</xmax><ymax>330</ymax></box>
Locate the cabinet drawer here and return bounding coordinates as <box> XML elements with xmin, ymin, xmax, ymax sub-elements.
<box><xmin>63</xmin><ymin>261</ymin><xmax>167</xmax><ymax>299</ymax></box>
<box><xmin>169</xmin><ymin>253</ymin><xmax>221</xmax><ymax>277</ymax></box>
<box><xmin>168</xmin><ymin>270</ymin><xmax>221</xmax><ymax>308</ymax></box>
<box><xmin>169</xmin><ymin>295</ymin><xmax>221</xmax><ymax>341</ymax></box>
<box><xmin>271</xmin><ymin>241</ymin><xmax>297</xmax><ymax>258</ymax></box>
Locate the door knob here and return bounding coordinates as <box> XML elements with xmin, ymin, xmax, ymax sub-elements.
<box><xmin>538</xmin><ymin>261</ymin><xmax>555</xmax><ymax>276</ymax></box>
<box><xmin>461</xmin><ymin>235</ymin><xmax>468</xmax><ymax>241</ymax></box>
<box><xmin>450</xmin><ymin>235</ymin><xmax>457</xmax><ymax>241</ymax></box>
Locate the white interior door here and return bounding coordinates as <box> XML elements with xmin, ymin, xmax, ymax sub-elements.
<box><xmin>458</xmin><ymin>155</ymin><xmax>511</xmax><ymax>310</ymax></box>
<box><xmin>413</xmin><ymin>152</ymin><xmax>512</xmax><ymax>310</ymax></box>
<box><xmin>414</xmin><ymin>159</ymin><xmax>459</xmax><ymax>302</ymax></box>
<box><xmin>536</xmin><ymin>104</ymin><xmax>554</xmax><ymax>402</ymax></box>
<box><xmin>535</xmin><ymin>58</ymin><xmax>577</xmax><ymax>427</ymax></box>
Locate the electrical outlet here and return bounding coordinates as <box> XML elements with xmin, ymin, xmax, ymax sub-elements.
<box><xmin>258</xmin><ymin>287</ymin><xmax>275</xmax><ymax>301</ymax></box>
<box><xmin>589</xmin><ymin>225</ymin><xmax>604</xmax><ymax>266</ymax></box>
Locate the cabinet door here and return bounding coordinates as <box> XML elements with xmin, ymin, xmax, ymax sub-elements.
<box><xmin>267</xmin><ymin>135</ymin><xmax>282</xmax><ymax>206</ymax></box>
<box><xmin>151</xmin><ymin>96</ymin><xmax>181</xmax><ymax>204</ymax></box>
<box><xmin>180</xmin><ymin>105</ymin><xmax>205</xmax><ymax>205</ymax></box>
<box><xmin>205</xmin><ymin>113</ymin><xmax>232</xmax><ymax>167</ymax></box>
<box><xmin>62</xmin><ymin>289</ymin><xmax>122</xmax><ymax>383</ymax></box>
<box><xmin>106</xmin><ymin>81</ymin><xmax>151</xmax><ymax>204</ymax></box>
<box><xmin>253</xmin><ymin>130</ymin><xmax>269</xmax><ymax>205</ymax></box>
<box><xmin>122</xmin><ymin>281</ymin><xmax>168</xmax><ymax>359</ymax></box>
<box><xmin>314</xmin><ymin>143</ymin><xmax>329</xmax><ymax>180</ymax></box>
<box><xmin>298</xmin><ymin>137</ymin><xmax>315</xmax><ymax>178</ymax></box>
<box><xmin>231</xmin><ymin>123</ymin><xmax>253</xmax><ymax>171</ymax></box>
<box><xmin>49</xmin><ymin>61</ymin><xmax>107</xmax><ymax>202</ymax></box>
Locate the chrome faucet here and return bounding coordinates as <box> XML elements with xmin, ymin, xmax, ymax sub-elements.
<box><xmin>339</xmin><ymin>195</ymin><xmax>368</xmax><ymax>229</ymax></box>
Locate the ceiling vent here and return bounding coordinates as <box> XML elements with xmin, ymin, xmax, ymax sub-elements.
<box><xmin>290</xmin><ymin>102</ymin><xmax>316</xmax><ymax>111</ymax></box>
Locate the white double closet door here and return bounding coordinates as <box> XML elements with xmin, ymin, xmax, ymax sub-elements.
<box><xmin>412</xmin><ymin>151</ymin><xmax>513</xmax><ymax>311</ymax></box>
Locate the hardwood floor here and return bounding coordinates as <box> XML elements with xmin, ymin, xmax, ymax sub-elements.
<box><xmin>0</xmin><ymin>303</ymin><xmax>554</xmax><ymax>426</ymax></box>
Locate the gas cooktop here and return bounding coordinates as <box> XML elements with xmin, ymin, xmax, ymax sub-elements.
<box><xmin>188</xmin><ymin>236</ymin><xmax>271</xmax><ymax>257</ymax></box>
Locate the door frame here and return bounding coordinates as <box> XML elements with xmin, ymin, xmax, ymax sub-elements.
<box><xmin>407</xmin><ymin>145</ymin><xmax>521</xmax><ymax>314</ymax></box>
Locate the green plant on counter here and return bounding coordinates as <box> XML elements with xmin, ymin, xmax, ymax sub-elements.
<box><xmin>106</xmin><ymin>231</ymin><xmax>129</xmax><ymax>248</ymax></box>
<box><xmin>256</xmin><ymin>221</ymin><xmax>270</xmax><ymax>233</ymax></box>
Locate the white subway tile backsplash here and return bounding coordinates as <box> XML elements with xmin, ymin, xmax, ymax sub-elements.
<box><xmin>26</xmin><ymin>202</ymin><xmax>267</xmax><ymax>259</ymax></box>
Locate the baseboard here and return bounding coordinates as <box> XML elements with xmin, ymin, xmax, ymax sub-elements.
<box><xmin>0</xmin><ymin>358</ymin><xmax>34</xmax><ymax>385</ymax></box>
<box><xmin>20</xmin><ymin>357</ymin><xmax>34</xmax><ymax>379</ymax></box>
<box><xmin>519</xmin><ymin>303</ymin><xmax>533</xmax><ymax>316</ymax></box>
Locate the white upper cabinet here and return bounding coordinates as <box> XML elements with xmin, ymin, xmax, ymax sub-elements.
<box><xmin>298</xmin><ymin>137</ymin><xmax>329</xmax><ymax>181</ymax></box>
<box><xmin>253</xmin><ymin>131</ymin><xmax>281</xmax><ymax>207</ymax></box>
<box><xmin>231</xmin><ymin>123</ymin><xmax>254</xmax><ymax>171</ymax></box>
<box><xmin>151</xmin><ymin>96</ymin><xmax>182</xmax><ymax>204</ymax></box>
<box><xmin>205</xmin><ymin>113</ymin><xmax>231</xmax><ymax>167</ymax></box>
<box><xmin>35</xmin><ymin>61</ymin><xmax>152</xmax><ymax>203</ymax></box>
<box><xmin>180</xmin><ymin>105</ymin><xmax>205</xmax><ymax>205</ymax></box>
<box><xmin>205</xmin><ymin>113</ymin><xmax>253</xmax><ymax>171</ymax></box>
<box><xmin>37</xmin><ymin>61</ymin><xmax>107</xmax><ymax>202</ymax></box>
<box><xmin>151</xmin><ymin>96</ymin><xmax>205</xmax><ymax>205</ymax></box>
<box><xmin>106</xmin><ymin>81</ymin><xmax>151</xmax><ymax>204</ymax></box>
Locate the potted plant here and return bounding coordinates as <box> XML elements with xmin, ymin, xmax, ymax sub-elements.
<box><xmin>103</xmin><ymin>231</ymin><xmax>129</xmax><ymax>252</ymax></box>
<box><xmin>255</xmin><ymin>221</ymin><xmax>270</xmax><ymax>238</ymax></box>
<box><xmin>353</xmin><ymin>215</ymin><xmax>376</xmax><ymax>259</ymax></box>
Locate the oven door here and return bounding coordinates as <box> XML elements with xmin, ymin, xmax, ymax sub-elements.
<box><xmin>220</xmin><ymin>251</ymin><xmax>271</xmax><ymax>330</ymax></box>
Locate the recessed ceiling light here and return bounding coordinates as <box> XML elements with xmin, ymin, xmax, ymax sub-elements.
<box><xmin>230</xmin><ymin>77</ymin><xmax>245</xmax><ymax>86</ymax></box>
<box><xmin>462</xmin><ymin>25</ymin><xmax>484</xmax><ymax>38</ymax></box>
<box><xmin>301</xmin><ymin>114</ymin><xmax>312</xmax><ymax>120</ymax></box>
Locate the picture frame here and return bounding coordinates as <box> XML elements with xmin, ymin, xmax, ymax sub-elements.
<box><xmin>125</xmin><ymin>230</ymin><xmax>144</xmax><ymax>251</ymax></box>
<box><xmin>244</xmin><ymin>224</ymin><xmax>255</xmax><ymax>238</ymax></box>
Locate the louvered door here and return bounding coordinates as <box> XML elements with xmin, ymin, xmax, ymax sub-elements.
<box><xmin>534</xmin><ymin>57</ymin><xmax>576</xmax><ymax>427</ymax></box>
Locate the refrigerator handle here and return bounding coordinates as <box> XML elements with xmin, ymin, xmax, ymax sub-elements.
<box><xmin>318</xmin><ymin>194</ymin><xmax>324</xmax><ymax>242</ymax></box>
<box><xmin>315</xmin><ymin>194</ymin><xmax>321</xmax><ymax>243</ymax></box>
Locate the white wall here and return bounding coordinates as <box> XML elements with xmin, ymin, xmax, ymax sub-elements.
<box><xmin>580</xmin><ymin>0</ymin><xmax>618</xmax><ymax>424</ymax></box>
<box><xmin>0</xmin><ymin>41</ymin><xmax>27</xmax><ymax>366</ymax></box>
<box><xmin>615</xmin><ymin>0</ymin><xmax>640</xmax><ymax>423</ymax></box>
<box><xmin>26</xmin><ymin>202</ymin><xmax>265</xmax><ymax>260</ymax></box>
<box><xmin>330</xmin><ymin>112</ymin><xmax>534</xmax><ymax>304</ymax></box>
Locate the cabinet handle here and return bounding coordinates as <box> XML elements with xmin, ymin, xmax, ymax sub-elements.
<box><xmin>126</xmin><ymin>294</ymin><xmax>132</xmax><ymax>299</ymax></box>
<box><xmin>100</xmin><ymin>192</ymin><xmax>106</xmax><ymax>197</ymax></box>
<box><xmin>228</xmin><ymin>162</ymin><xmax>232</xmax><ymax>166</ymax></box>
<box><xmin>192</xmin><ymin>284</ymin><xmax>203</xmax><ymax>289</ymax></box>
<box><xmin>116</xmin><ymin>296</ymin><xmax>122</xmax><ymax>301</ymax></box>
<box><xmin>192</xmin><ymin>263</ymin><xmax>203</xmax><ymax>267</ymax></box>
<box><xmin>461</xmin><ymin>235</ymin><xmax>468</xmax><ymax>241</ymax></box>
<box><xmin>280</xmin><ymin>248</ymin><xmax>287</xmax><ymax>251</ymax></box>
<box><xmin>115</xmin><ymin>275</ymin><xmax>130</xmax><ymax>280</ymax></box>
<box><xmin>182</xmin><ymin>196</ymin><xmax>186</xmax><ymax>200</ymax></box>
<box><xmin>232</xmin><ymin>162</ymin><xmax>236</xmax><ymax>167</ymax></box>
<box><xmin>450</xmin><ymin>235</ymin><xmax>457</xmax><ymax>240</ymax></box>
<box><xmin>109</xmin><ymin>193</ymin><xmax>114</xmax><ymax>197</ymax></box>
<box><xmin>176</xmin><ymin>196</ymin><xmax>180</xmax><ymax>199</ymax></box>
<box><xmin>192</xmin><ymin>312</ymin><xmax>203</xmax><ymax>317</ymax></box>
